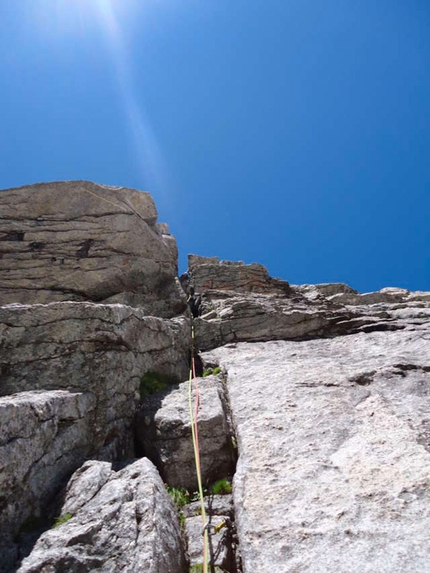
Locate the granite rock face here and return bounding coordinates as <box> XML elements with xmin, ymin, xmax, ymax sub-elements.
<box><xmin>18</xmin><ymin>458</ymin><xmax>187</xmax><ymax>573</ymax></box>
<box><xmin>183</xmin><ymin>495</ymin><xmax>236</xmax><ymax>571</ymax></box>
<box><xmin>205</xmin><ymin>326</ymin><xmax>430</xmax><ymax>573</ymax></box>
<box><xmin>136</xmin><ymin>375</ymin><xmax>235</xmax><ymax>491</ymax></box>
<box><xmin>0</xmin><ymin>301</ymin><xmax>190</xmax><ymax>569</ymax></box>
<box><xmin>0</xmin><ymin>181</ymin><xmax>185</xmax><ymax>317</ymax></box>
<box><xmin>0</xmin><ymin>390</ymin><xmax>95</xmax><ymax>569</ymax></box>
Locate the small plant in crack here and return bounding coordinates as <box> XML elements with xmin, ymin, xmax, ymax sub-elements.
<box><xmin>202</xmin><ymin>366</ymin><xmax>221</xmax><ymax>377</ymax></box>
<box><xmin>53</xmin><ymin>513</ymin><xmax>73</xmax><ymax>528</ymax></box>
<box><xmin>165</xmin><ymin>485</ymin><xmax>190</xmax><ymax>510</ymax></box>
<box><xmin>210</xmin><ymin>477</ymin><xmax>232</xmax><ymax>495</ymax></box>
<box><xmin>139</xmin><ymin>371</ymin><xmax>179</xmax><ymax>400</ymax></box>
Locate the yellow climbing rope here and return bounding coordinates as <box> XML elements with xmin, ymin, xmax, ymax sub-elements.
<box><xmin>188</xmin><ymin>322</ymin><xmax>209</xmax><ymax>573</ymax></box>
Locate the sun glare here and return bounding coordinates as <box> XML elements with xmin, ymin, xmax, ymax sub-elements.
<box><xmin>32</xmin><ymin>0</ymin><xmax>170</xmax><ymax>201</ymax></box>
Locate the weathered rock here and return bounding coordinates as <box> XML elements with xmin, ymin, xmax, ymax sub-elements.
<box><xmin>0</xmin><ymin>181</ymin><xmax>185</xmax><ymax>316</ymax></box>
<box><xmin>194</xmin><ymin>290</ymin><xmax>353</xmax><ymax>351</ymax></box>
<box><xmin>188</xmin><ymin>258</ymin><xmax>430</xmax><ymax>351</ymax></box>
<box><xmin>18</xmin><ymin>458</ymin><xmax>187</xmax><ymax>573</ymax></box>
<box><xmin>187</xmin><ymin>255</ymin><xmax>290</xmax><ymax>295</ymax></box>
<box><xmin>0</xmin><ymin>301</ymin><xmax>190</xmax><ymax>567</ymax></box>
<box><xmin>136</xmin><ymin>375</ymin><xmax>235</xmax><ymax>491</ymax></box>
<box><xmin>205</xmin><ymin>328</ymin><xmax>430</xmax><ymax>573</ymax></box>
<box><xmin>184</xmin><ymin>494</ymin><xmax>236</xmax><ymax>571</ymax></box>
<box><xmin>0</xmin><ymin>390</ymin><xmax>95</xmax><ymax>571</ymax></box>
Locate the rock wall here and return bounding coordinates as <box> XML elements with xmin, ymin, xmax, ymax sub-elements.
<box><xmin>2</xmin><ymin>181</ymin><xmax>430</xmax><ymax>573</ymax></box>
<box><xmin>204</xmin><ymin>321</ymin><xmax>430</xmax><ymax>572</ymax></box>
<box><xmin>0</xmin><ymin>301</ymin><xmax>190</xmax><ymax>570</ymax></box>
<box><xmin>18</xmin><ymin>458</ymin><xmax>188</xmax><ymax>573</ymax></box>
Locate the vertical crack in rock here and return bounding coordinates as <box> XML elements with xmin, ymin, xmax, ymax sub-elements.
<box><xmin>135</xmin><ymin>363</ymin><xmax>242</xmax><ymax>572</ymax></box>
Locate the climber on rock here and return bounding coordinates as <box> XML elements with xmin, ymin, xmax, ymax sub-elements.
<box><xmin>187</xmin><ymin>286</ymin><xmax>202</xmax><ymax>318</ymax></box>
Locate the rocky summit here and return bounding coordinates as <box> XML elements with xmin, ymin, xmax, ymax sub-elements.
<box><xmin>0</xmin><ymin>182</ymin><xmax>429</xmax><ymax>573</ymax></box>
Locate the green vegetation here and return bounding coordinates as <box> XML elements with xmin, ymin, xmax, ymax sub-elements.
<box><xmin>210</xmin><ymin>478</ymin><xmax>232</xmax><ymax>495</ymax></box>
<box><xmin>165</xmin><ymin>485</ymin><xmax>190</xmax><ymax>510</ymax></box>
<box><xmin>139</xmin><ymin>371</ymin><xmax>179</xmax><ymax>400</ymax></box>
<box><xmin>53</xmin><ymin>513</ymin><xmax>73</xmax><ymax>528</ymax></box>
<box><xmin>202</xmin><ymin>366</ymin><xmax>221</xmax><ymax>377</ymax></box>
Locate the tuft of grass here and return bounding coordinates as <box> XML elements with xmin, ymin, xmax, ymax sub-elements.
<box><xmin>210</xmin><ymin>478</ymin><xmax>232</xmax><ymax>495</ymax></box>
<box><xmin>202</xmin><ymin>366</ymin><xmax>221</xmax><ymax>377</ymax></box>
<box><xmin>53</xmin><ymin>513</ymin><xmax>73</xmax><ymax>528</ymax></box>
<box><xmin>165</xmin><ymin>485</ymin><xmax>190</xmax><ymax>510</ymax></box>
<box><xmin>140</xmin><ymin>371</ymin><xmax>179</xmax><ymax>400</ymax></box>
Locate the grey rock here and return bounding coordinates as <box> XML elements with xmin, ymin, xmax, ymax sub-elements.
<box><xmin>205</xmin><ymin>328</ymin><xmax>430</xmax><ymax>573</ymax></box>
<box><xmin>0</xmin><ymin>390</ymin><xmax>95</xmax><ymax>571</ymax></box>
<box><xmin>194</xmin><ymin>289</ymin><xmax>353</xmax><ymax>351</ymax></box>
<box><xmin>182</xmin><ymin>494</ymin><xmax>234</xmax><ymax>519</ymax></box>
<box><xmin>0</xmin><ymin>181</ymin><xmax>184</xmax><ymax>316</ymax></box>
<box><xmin>18</xmin><ymin>458</ymin><xmax>187</xmax><ymax>573</ymax></box>
<box><xmin>188</xmin><ymin>258</ymin><xmax>430</xmax><ymax>351</ymax></box>
<box><xmin>188</xmin><ymin>257</ymin><xmax>290</xmax><ymax>295</ymax></box>
<box><xmin>185</xmin><ymin>514</ymin><xmax>232</xmax><ymax>570</ymax></box>
<box><xmin>0</xmin><ymin>301</ymin><xmax>190</xmax><ymax>567</ymax></box>
<box><xmin>136</xmin><ymin>376</ymin><xmax>235</xmax><ymax>491</ymax></box>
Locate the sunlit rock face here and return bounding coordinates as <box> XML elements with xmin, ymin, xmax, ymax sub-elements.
<box><xmin>18</xmin><ymin>458</ymin><xmax>188</xmax><ymax>573</ymax></box>
<box><xmin>0</xmin><ymin>181</ymin><xmax>186</xmax><ymax>317</ymax></box>
<box><xmin>205</xmin><ymin>331</ymin><xmax>430</xmax><ymax>573</ymax></box>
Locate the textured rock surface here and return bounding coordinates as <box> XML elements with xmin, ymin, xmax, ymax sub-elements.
<box><xmin>136</xmin><ymin>375</ymin><xmax>235</xmax><ymax>490</ymax></box>
<box><xmin>0</xmin><ymin>390</ymin><xmax>95</xmax><ymax>570</ymax></box>
<box><xmin>189</xmin><ymin>259</ymin><xmax>430</xmax><ymax>351</ymax></box>
<box><xmin>0</xmin><ymin>181</ymin><xmax>185</xmax><ymax>316</ymax></box>
<box><xmin>18</xmin><ymin>458</ymin><xmax>187</xmax><ymax>573</ymax></box>
<box><xmin>0</xmin><ymin>302</ymin><xmax>189</xmax><ymax>402</ymax></box>
<box><xmin>187</xmin><ymin>255</ymin><xmax>290</xmax><ymax>295</ymax></box>
<box><xmin>184</xmin><ymin>494</ymin><xmax>236</xmax><ymax>570</ymax></box>
<box><xmin>205</xmin><ymin>327</ymin><xmax>430</xmax><ymax>573</ymax></box>
<box><xmin>0</xmin><ymin>301</ymin><xmax>190</xmax><ymax>568</ymax></box>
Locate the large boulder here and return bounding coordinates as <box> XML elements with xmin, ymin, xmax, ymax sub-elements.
<box><xmin>205</xmin><ymin>327</ymin><xmax>430</xmax><ymax>573</ymax></box>
<box><xmin>0</xmin><ymin>181</ymin><xmax>185</xmax><ymax>317</ymax></box>
<box><xmin>18</xmin><ymin>458</ymin><xmax>187</xmax><ymax>573</ymax></box>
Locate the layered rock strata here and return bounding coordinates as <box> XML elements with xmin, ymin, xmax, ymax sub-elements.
<box><xmin>187</xmin><ymin>257</ymin><xmax>430</xmax><ymax>351</ymax></box>
<box><xmin>0</xmin><ymin>181</ymin><xmax>185</xmax><ymax>317</ymax></box>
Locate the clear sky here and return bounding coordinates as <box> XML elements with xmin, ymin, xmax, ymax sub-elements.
<box><xmin>1</xmin><ymin>0</ymin><xmax>429</xmax><ymax>292</ymax></box>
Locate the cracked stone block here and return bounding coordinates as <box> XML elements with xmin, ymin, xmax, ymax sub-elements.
<box><xmin>0</xmin><ymin>181</ymin><xmax>185</xmax><ymax>316</ymax></box>
<box><xmin>135</xmin><ymin>376</ymin><xmax>235</xmax><ymax>491</ymax></box>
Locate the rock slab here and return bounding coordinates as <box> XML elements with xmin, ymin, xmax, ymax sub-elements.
<box><xmin>205</xmin><ymin>329</ymin><xmax>430</xmax><ymax>573</ymax></box>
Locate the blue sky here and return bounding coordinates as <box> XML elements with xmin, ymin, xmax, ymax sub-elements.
<box><xmin>1</xmin><ymin>0</ymin><xmax>429</xmax><ymax>292</ymax></box>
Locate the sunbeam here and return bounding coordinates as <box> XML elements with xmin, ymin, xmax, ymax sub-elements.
<box><xmin>91</xmin><ymin>0</ymin><xmax>171</xmax><ymax>204</ymax></box>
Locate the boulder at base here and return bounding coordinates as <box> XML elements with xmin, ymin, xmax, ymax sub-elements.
<box><xmin>18</xmin><ymin>458</ymin><xmax>187</xmax><ymax>573</ymax></box>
